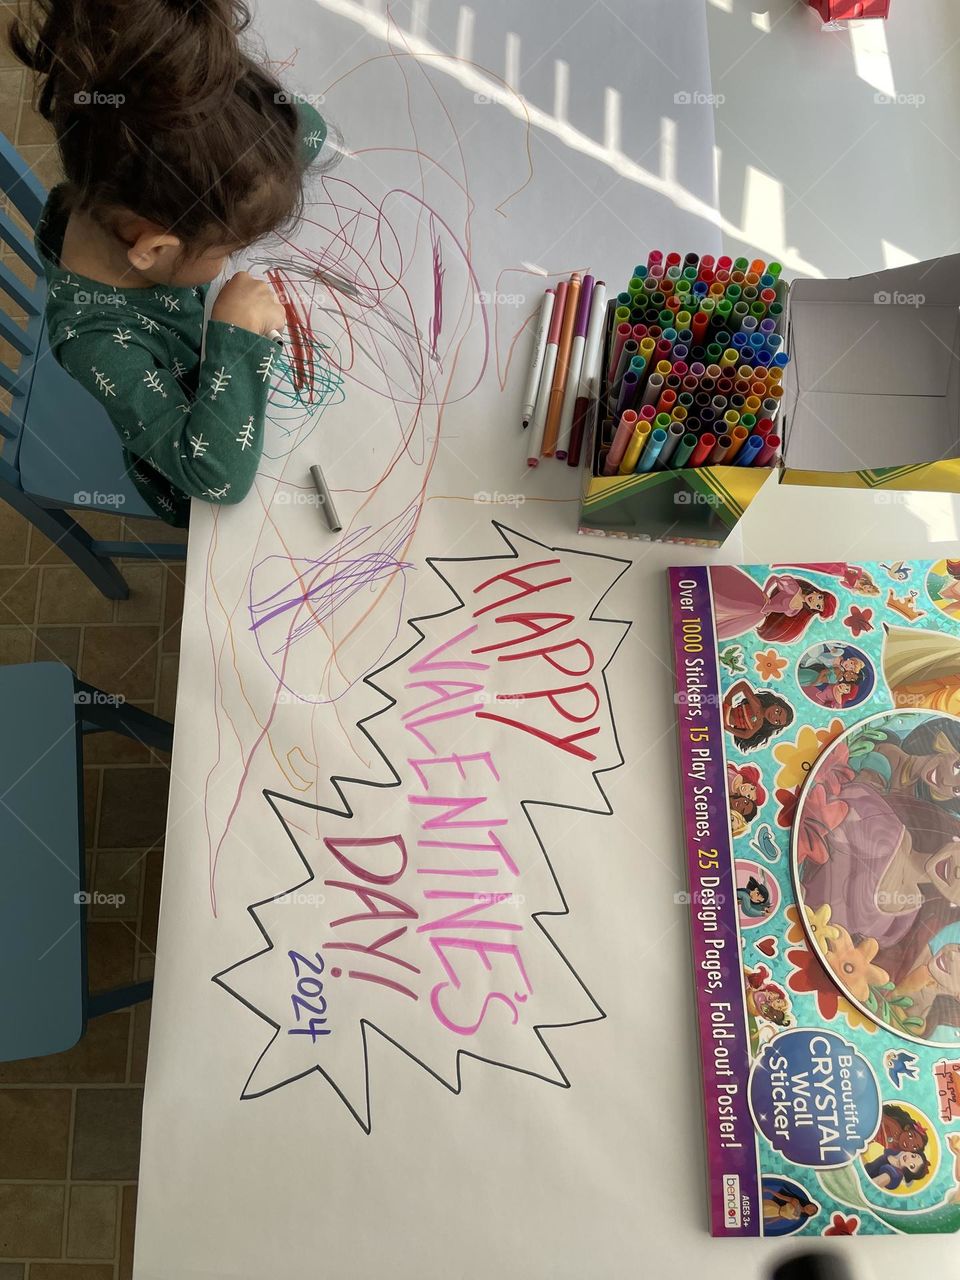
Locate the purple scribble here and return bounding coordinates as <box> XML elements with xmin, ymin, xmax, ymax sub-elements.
<box><xmin>248</xmin><ymin>515</ymin><xmax>416</xmax><ymax>704</ymax></box>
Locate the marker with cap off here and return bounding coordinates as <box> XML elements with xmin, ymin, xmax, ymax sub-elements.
<box><xmin>520</xmin><ymin>287</ymin><xmax>556</xmax><ymax>429</ymax></box>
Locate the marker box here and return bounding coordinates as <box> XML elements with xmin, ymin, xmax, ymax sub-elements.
<box><xmin>578</xmin><ymin>302</ymin><xmax>775</xmax><ymax>547</ymax></box>
<box><xmin>780</xmin><ymin>254</ymin><xmax>960</xmax><ymax>495</ymax></box>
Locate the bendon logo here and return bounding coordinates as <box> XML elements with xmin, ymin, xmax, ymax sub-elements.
<box><xmin>214</xmin><ymin>526</ymin><xmax>631</xmax><ymax>1129</ymax></box>
<box><xmin>722</xmin><ymin>1174</ymin><xmax>742</xmax><ymax>1229</ymax></box>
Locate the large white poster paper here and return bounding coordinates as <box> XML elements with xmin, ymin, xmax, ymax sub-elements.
<box><xmin>135</xmin><ymin>2</ymin><xmax>731</xmax><ymax>1275</ymax></box>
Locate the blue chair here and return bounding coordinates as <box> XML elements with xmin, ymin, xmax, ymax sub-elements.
<box><xmin>0</xmin><ymin>132</ymin><xmax>186</xmax><ymax>601</ymax></box>
<box><xmin>0</xmin><ymin>662</ymin><xmax>173</xmax><ymax>1062</ymax></box>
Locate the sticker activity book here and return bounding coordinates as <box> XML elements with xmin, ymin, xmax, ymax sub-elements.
<box><xmin>668</xmin><ymin>559</ymin><xmax>960</xmax><ymax>1237</ymax></box>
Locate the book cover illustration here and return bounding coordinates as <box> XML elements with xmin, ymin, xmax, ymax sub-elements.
<box><xmin>668</xmin><ymin>558</ymin><xmax>960</xmax><ymax>1237</ymax></box>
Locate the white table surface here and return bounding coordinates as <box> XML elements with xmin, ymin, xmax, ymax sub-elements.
<box><xmin>135</xmin><ymin>2</ymin><xmax>960</xmax><ymax>1276</ymax></box>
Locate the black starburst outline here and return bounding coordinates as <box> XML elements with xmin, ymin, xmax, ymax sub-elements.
<box><xmin>213</xmin><ymin>522</ymin><xmax>633</xmax><ymax>1131</ymax></box>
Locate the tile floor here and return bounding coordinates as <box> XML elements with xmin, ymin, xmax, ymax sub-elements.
<box><xmin>0</xmin><ymin>10</ymin><xmax>186</xmax><ymax>1276</ymax></box>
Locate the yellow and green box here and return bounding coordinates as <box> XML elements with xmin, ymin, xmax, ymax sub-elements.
<box><xmin>580</xmin><ymin>254</ymin><xmax>960</xmax><ymax>544</ymax></box>
<box><xmin>578</xmin><ymin>302</ymin><xmax>773</xmax><ymax>547</ymax></box>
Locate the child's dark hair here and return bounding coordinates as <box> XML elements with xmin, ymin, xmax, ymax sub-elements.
<box><xmin>10</xmin><ymin>0</ymin><xmax>320</xmax><ymax>251</ymax></box>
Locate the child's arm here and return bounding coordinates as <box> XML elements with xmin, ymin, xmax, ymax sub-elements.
<box><xmin>58</xmin><ymin>320</ymin><xmax>277</xmax><ymax>504</ymax></box>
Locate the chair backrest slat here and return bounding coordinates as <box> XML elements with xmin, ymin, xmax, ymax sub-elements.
<box><xmin>0</xmin><ymin>259</ymin><xmax>43</xmax><ymax>317</ymax></box>
<box><xmin>0</xmin><ymin>307</ymin><xmax>33</xmax><ymax>358</ymax></box>
<box><xmin>0</xmin><ymin>133</ymin><xmax>46</xmax><ymax>230</ymax></box>
<box><xmin>0</xmin><ymin>135</ymin><xmax>56</xmax><ymax>486</ymax></box>
<box><xmin>0</xmin><ymin>357</ymin><xmax>30</xmax><ymax>397</ymax></box>
<box><xmin>0</xmin><ymin>207</ymin><xmax>42</xmax><ymax>276</ymax></box>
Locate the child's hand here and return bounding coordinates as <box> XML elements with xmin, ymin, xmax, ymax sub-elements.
<box><xmin>211</xmin><ymin>272</ymin><xmax>286</xmax><ymax>337</ymax></box>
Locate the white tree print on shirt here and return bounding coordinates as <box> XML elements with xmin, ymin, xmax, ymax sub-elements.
<box><xmin>210</xmin><ymin>367</ymin><xmax>232</xmax><ymax>400</ymax></box>
<box><xmin>202</xmin><ymin>482</ymin><xmax>231</xmax><ymax>500</ymax></box>
<box><xmin>257</xmin><ymin>351</ymin><xmax>275</xmax><ymax>383</ymax></box>
<box><xmin>159</xmin><ymin>294</ymin><xmax>181</xmax><ymax>313</ymax></box>
<box><xmin>171</xmin><ymin>357</ymin><xmax>187</xmax><ymax>379</ymax></box>
<box><xmin>91</xmin><ymin>367</ymin><xmax>117</xmax><ymax>397</ymax></box>
<box><xmin>236</xmin><ymin>418</ymin><xmax>255</xmax><ymax>450</ymax></box>
<box><xmin>113</xmin><ymin>328</ymin><xmax>132</xmax><ymax>348</ymax></box>
<box><xmin>189</xmin><ymin>433</ymin><xmax>209</xmax><ymax>458</ymax></box>
<box><xmin>143</xmin><ymin>370</ymin><xmax>168</xmax><ymax>397</ymax></box>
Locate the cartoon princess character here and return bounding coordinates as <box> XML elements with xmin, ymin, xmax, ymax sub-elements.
<box><xmin>737</xmin><ymin>874</ymin><xmax>772</xmax><ymax>919</ymax></box>
<box><xmin>722</xmin><ymin>680</ymin><xmax>795</xmax><ymax>752</ymax></box>
<box><xmin>799</xmin><ymin>644</ymin><xmax>867</xmax><ymax>709</ymax></box>
<box><xmin>776</xmin><ymin>562</ymin><xmax>880</xmax><ymax>596</ymax></box>
<box><xmin>864</xmin><ymin>1148</ymin><xmax>930</xmax><ymax>1191</ymax></box>
<box><xmin>727</xmin><ymin>763</ymin><xmax>766</xmax><ymax>835</ymax></box>
<box><xmin>892</xmin><ymin>922</ymin><xmax>960</xmax><ymax>1042</ymax></box>
<box><xmin>884</xmin><ymin>625</ymin><xmax>960</xmax><ymax>716</ymax></box>
<box><xmin>711</xmin><ymin>567</ymin><xmax>837</xmax><ymax>643</ymax></box>
<box><xmin>804</xmin><ymin>674</ymin><xmax>863</xmax><ymax>710</ymax></box>
<box><xmin>819</xmin><ymin>1132</ymin><xmax>960</xmax><ymax>1233</ymax></box>
<box><xmin>800</xmin><ymin>645</ymin><xmax>866</xmax><ymax>690</ymax></box>
<box><xmin>762</xmin><ymin>1180</ymin><xmax>818</xmax><ymax>1226</ymax></box>
<box><xmin>745</xmin><ymin>964</ymin><xmax>791</xmax><ymax>1025</ymax></box>
<box><xmin>875</xmin><ymin>1104</ymin><xmax>929</xmax><ymax>1154</ymax></box>
<box><xmin>929</xmin><ymin>560</ymin><xmax>960</xmax><ymax>620</ymax></box>
<box><xmin>799</xmin><ymin>716</ymin><xmax>960</xmax><ymax>966</ymax></box>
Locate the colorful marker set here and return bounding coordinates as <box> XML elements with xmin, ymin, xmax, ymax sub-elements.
<box><xmin>523</xmin><ymin>272</ymin><xmax>607</xmax><ymax>468</ymax></box>
<box><xmin>593</xmin><ymin>251</ymin><xmax>789</xmax><ymax>478</ymax></box>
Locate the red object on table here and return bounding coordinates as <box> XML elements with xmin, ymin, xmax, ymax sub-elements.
<box><xmin>808</xmin><ymin>0</ymin><xmax>890</xmax><ymax>17</ymax></box>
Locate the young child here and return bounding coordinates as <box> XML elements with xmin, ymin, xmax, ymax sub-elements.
<box><xmin>11</xmin><ymin>0</ymin><xmax>331</xmax><ymax>525</ymax></box>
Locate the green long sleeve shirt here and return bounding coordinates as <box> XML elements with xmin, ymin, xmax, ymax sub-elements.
<box><xmin>35</xmin><ymin>103</ymin><xmax>328</xmax><ymax>526</ymax></box>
